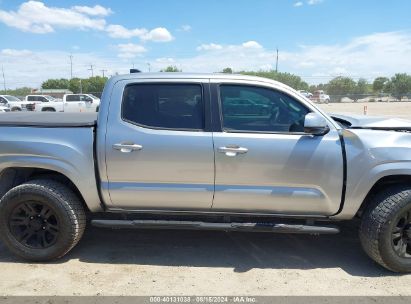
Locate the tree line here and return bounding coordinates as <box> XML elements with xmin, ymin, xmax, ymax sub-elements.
<box><xmin>221</xmin><ymin>69</ymin><xmax>411</xmax><ymax>101</ymax></box>
<box><xmin>2</xmin><ymin>66</ymin><xmax>411</xmax><ymax>101</ymax></box>
<box><xmin>40</xmin><ymin>76</ymin><xmax>108</xmax><ymax>94</ymax></box>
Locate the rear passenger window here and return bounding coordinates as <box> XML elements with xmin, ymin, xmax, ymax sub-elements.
<box><xmin>122</xmin><ymin>84</ymin><xmax>204</xmax><ymax>130</ymax></box>
<box><xmin>66</xmin><ymin>95</ymin><xmax>77</xmax><ymax>102</ymax></box>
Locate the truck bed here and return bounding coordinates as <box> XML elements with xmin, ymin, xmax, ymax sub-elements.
<box><xmin>0</xmin><ymin>112</ymin><xmax>97</xmax><ymax>127</ymax></box>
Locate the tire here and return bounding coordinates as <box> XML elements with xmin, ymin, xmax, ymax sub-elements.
<box><xmin>0</xmin><ymin>180</ymin><xmax>86</xmax><ymax>261</ymax></box>
<box><xmin>11</xmin><ymin>107</ymin><xmax>21</xmax><ymax>112</ymax></box>
<box><xmin>359</xmin><ymin>185</ymin><xmax>411</xmax><ymax>272</ymax></box>
<box><xmin>42</xmin><ymin>108</ymin><xmax>55</xmax><ymax>112</ymax></box>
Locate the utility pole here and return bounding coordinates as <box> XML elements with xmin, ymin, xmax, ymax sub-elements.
<box><xmin>79</xmin><ymin>79</ymin><xmax>82</xmax><ymax>93</ymax></box>
<box><xmin>88</xmin><ymin>64</ymin><xmax>94</xmax><ymax>77</ymax></box>
<box><xmin>1</xmin><ymin>65</ymin><xmax>5</xmax><ymax>93</ymax></box>
<box><xmin>69</xmin><ymin>54</ymin><xmax>73</xmax><ymax>79</ymax></box>
<box><xmin>275</xmin><ymin>48</ymin><xmax>279</xmax><ymax>73</ymax></box>
<box><xmin>100</xmin><ymin>69</ymin><xmax>107</xmax><ymax>78</ymax></box>
<box><xmin>147</xmin><ymin>62</ymin><xmax>151</xmax><ymax>72</ymax></box>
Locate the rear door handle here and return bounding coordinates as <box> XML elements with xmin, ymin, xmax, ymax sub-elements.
<box><xmin>113</xmin><ymin>143</ymin><xmax>143</xmax><ymax>153</ymax></box>
<box><xmin>218</xmin><ymin>146</ymin><xmax>248</xmax><ymax>157</ymax></box>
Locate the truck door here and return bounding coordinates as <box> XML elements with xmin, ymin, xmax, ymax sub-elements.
<box><xmin>64</xmin><ymin>95</ymin><xmax>84</xmax><ymax>112</ymax></box>
<box><xmin>211</xmin><ymin>82</ymin><xmax>344</xmax><ymax>215</ymax></box>
<box><xmin>104</xmin><ymin>79</ymin><xmax>215</xmax><ymax>210</ymax></box>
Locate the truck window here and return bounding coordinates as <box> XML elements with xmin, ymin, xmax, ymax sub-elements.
<box><xmin>122</xmin><ymin>83</ymin><xmax>204</xmax><ymax>130</ymax></box>
<box><xmin>220</xmin><ymin>85</ymin><xmax>309</xmax><ymax>133</ymax></box>
<box><xmin>66</xmin><ymin>95</ymin><xmax>77</xmax><ymax>102</ymax></box>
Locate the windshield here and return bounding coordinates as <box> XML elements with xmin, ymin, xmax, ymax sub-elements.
<box><xmin>88</xmin><ymin>94</ymin><xmax>99</xmax><ymax>99</ymax></box>
<box><xmin>44</xmin><ymin>95</ymin><xmax>56</xmax><ymax>101</ymax></box>
<box><xmin>4</xmin><ymin>95</ymin><xmax>21</xmax><ymax>102</ymax></box>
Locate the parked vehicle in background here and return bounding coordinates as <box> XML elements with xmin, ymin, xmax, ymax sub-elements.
<box><xmin>27</xmin><ymin>94</ymin><xmax>100</xmax><ymax>112</ymax></box>
<box><xmin>63</xmin><ymin>94</ymin><xmax>100</xmax><ymax>112</ymax></box>
<box><xmin>26</xmin><ymin>95</ymin><xmax>63</xmax><ymax>112</ymax></box>
<box><xmin>310</xmin><ymin>90</ymin><xmax>330</xmax><ymax>104</ymax></box>
<box><xmin>0</xmin><ymin>105</ymin><xmax>10</xmax><ymax>112</ymax></box>
<box><xmin>298</xmin><ymin>90</ymin><xmax>313</xmax><ymax>99</ymax></box>
<box><xmin>2</xmin><ymin>73</ymin><xmax>411</xmax><ymax>273</ymax></box>
<box><xmin>0</xmin><ymin>95</ymin><xmax>35</xmax><ymax>111</ymax></box>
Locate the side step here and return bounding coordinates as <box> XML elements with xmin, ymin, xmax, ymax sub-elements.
<box><xmin>91</xmin><ymin>219</ymin><xmax>340</xmax><ymax>234</ymax></box>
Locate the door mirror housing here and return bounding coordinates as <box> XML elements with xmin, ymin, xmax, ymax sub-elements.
<box><xmin>304</xmin><ymin>112</ymin><xmax>330</xmax><ymax>136</ymax></box>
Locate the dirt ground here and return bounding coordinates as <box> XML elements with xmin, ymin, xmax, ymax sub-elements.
<box><xmin>1</xmin><ymin>222</ymin><xmax>411</xmax><ymax>296</ymax></box>
<box><xmin>1</xmin><ymin>102</ymin><xmax>411</xmax><ymax>296</ymax></box>
<box><xmin>318</xmin><ymin>101</ymin><xmax>411</xmax><ymax>119</ymax></box>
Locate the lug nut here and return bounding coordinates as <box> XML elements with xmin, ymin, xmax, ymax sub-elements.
<box><xmin>42</xmin><ymin>227</ymin><xmax>46</xmax><ymax>230</ymax></box>
<box><xmin>30</xmin><ymin>216</ymin><xmax>34</xmax><ymax>220</ymax></box>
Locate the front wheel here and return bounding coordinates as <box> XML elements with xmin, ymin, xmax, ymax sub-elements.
<box><xmin>359</xmin><ymin>185</ymin><xmax>411</xmax><ymax>272</ymax></box>
<box><xmin>0</xmin><ymin>180</ymin><xmax>86</xmax><ymax>261</ymax></box>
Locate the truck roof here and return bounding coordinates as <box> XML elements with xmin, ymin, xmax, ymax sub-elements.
<box><xmin>110</xmin><ymin>72</ymin><xmax>289</xmax><ymax>88</ymax></box>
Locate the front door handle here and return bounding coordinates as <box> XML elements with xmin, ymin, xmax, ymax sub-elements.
<box><xmin>218</xmin><ymin>146</ymin><xmax>248</xmax><ymax>157</ymax></box>
<box><xmin>113</xmin><ymin>143</ymin><xmax>143</xmax><ymax>153</ymax></box>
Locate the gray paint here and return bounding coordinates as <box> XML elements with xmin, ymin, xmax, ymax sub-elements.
<box><xmin>1</xmin><ymin>73</ymin><xmax>411</xmax><ymax>219</ymax></box>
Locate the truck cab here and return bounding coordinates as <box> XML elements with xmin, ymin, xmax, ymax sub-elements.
<box><xmin>63</xmin><ymin>94</ymin><xmax>100</xmax><ymax>112</ymax></box>
<box><xmin>26</xmin><ymin>95</ymin><xmax>64</xmax><ymax>112</ymax></box>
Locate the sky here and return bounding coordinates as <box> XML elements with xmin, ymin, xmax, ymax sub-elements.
<box><xmin>0</xmin><ymin>0</ymin><xmax>411</xmax><ymax>88</ymax></box>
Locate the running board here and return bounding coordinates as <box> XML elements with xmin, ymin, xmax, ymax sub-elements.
<box><xmin>91</xmin><ymin>219</ymin><xmax>340</xmax><ymax>234</ymax></box>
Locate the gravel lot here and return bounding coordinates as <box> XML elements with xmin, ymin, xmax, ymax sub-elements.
<box><xmin>1</xmin><ymin>222</ymin><xmax>411</xmax><ymax>296</ymax></box>
<box><xmin>1</xmin><ymin>102</ymin><xmax>411</xmax><ymax>296</ymax></box>
<box><xmin>318</xmin><ymin>101</ymin><xmax>411</xmax><ymax>119</ymax></box>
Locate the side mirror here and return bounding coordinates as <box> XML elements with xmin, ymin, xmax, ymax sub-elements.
<box><xmin>304</xmin><ymin>113</ymin><xmax>330</xmax><ymax>136</ymax></box>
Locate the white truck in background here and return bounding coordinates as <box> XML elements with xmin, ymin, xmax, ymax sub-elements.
<box><xmin>0</xmin><ymin>95</ymin><xmax>36</xmax><ymax>111</ymax></box>
<box><xmin>310</xmin><ymin>90</ymin><xmax>330</xmax><ymax>104</ymax></box>
<box><xmin>26</xmin><ymin>94</ymin><xmax>100</xmax><ymax>112</ymax></box>
<box><xmin>62</xmin><ymin>94</ymin><xmax>100</xmax><ymax>112</ymax></box>
<box><xmin>25</xmin><ymin>95</ymin><xmax>63</xmax><ymax>112</ymax></box>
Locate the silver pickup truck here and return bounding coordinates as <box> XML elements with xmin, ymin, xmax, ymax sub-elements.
<box><xmin>0</xmin><ymin>73</ymin><xmax>411</xmax><ymax>272</ymax></box>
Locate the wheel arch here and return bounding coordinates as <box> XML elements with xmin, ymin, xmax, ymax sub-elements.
<box><xmin>356</xmin><ymin>174</ymin><xmax>411</xmax><ymax>217</ymax></box>
<box><xmin>0</xmin><ymin>167</ymin><xmax>91</xmax><ymax>213</ymax></box>
<box><xmin>41</xmin><ymin>107</ymin><xmax>56</xmax><ymax>112</ymax></box>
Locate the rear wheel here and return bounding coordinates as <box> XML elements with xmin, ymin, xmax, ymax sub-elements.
<box><xmin>359</xmin><ymin>185</ymin><xmax>411</xmax><ymax>272</ymax></box>
<box><xmin>42</xmin><ymin>108</ymin><xmax>56</xmax><ymax>112</ymax></box>
<box><xmin>11</xmin><ymin>107</ymin><xmax>21</xmax><ymax>111</ymax></box>
<box><xmin>0</xmin><ymin>180</ymin><xmax>86</xmax><ymax>261</ymax></box>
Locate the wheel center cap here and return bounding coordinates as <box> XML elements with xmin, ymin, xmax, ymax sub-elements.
<box><xmin>29</xmin><ymin>218</ymin><xmax>42</xmax><ymax>231</ymax></box>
